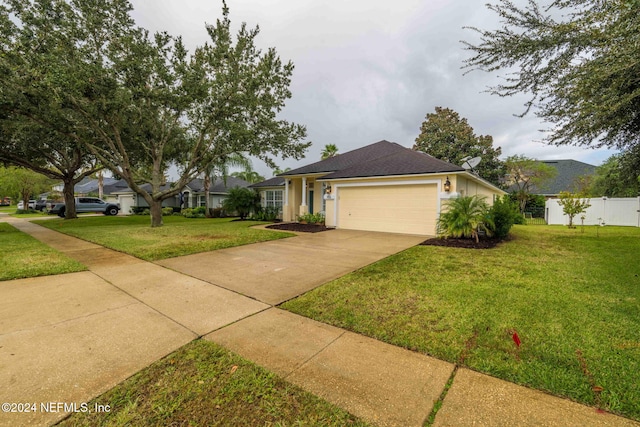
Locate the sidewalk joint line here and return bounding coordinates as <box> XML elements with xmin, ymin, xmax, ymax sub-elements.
<box><xmin>424</xmin><ymin>365</ymin><xmax>459</xmax><ymax>426</ymax></box>
<box><xmin>283</xmin><ymin>329</ymin><xmax>347</xmax><ymax>381</ymax></box>
<box><xmin>0</xmin><ymin>301</ymin><xmax>140</xmax><ymax>337</ymax></box>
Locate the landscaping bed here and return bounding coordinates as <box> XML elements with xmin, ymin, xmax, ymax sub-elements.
<box><xmin>420</xmin><ymin>236</ymin><xmax>505</xmax><ymax>249</ymax></box>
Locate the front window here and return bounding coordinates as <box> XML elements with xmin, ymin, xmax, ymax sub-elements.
<box><xmin>265</xmin><ymin>190</ymin><xmax>283</xmax><ymax>210</ymax></box>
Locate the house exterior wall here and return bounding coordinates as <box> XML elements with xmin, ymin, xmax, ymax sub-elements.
<box><xmin>454</xmin><ymin>176</ymin><xmax>497</xmax><ymax>202</ymax></box>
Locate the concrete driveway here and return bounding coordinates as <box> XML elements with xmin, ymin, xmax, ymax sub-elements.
<box><xmin>1</xmin><ymin>222</ymin><xmax>423</xmax><ymax>426</ymax></box>
<box><xmin>157</xmin><ymin>229</ymin><xmax>426</xmax><ymax>305</ymax></box>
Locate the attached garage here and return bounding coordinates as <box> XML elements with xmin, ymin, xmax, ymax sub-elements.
<box><xmin>336</xmin><ymin>183</ymin><xmax>438</xmax><ymax>235</ymax></box>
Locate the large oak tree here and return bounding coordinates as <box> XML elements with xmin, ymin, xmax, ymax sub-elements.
<box><xmin>413</xmin><ymin>107</ymin><xmax>505</xmax><ymax>186</ymax></box>
<box><xmin>464</xmin><ymin>0</ymin><xmax>640</xmax><ymax>151</ymax></box>
<box><xmin>1</xmin><ymin>0</ymin><xmax>309</xmax><ymax>226</ymax></box>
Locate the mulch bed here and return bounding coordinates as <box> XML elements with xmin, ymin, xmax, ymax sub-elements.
<box><xmin>419</xmin><ymin>237</ymin><xmax>504</xmax><ymax>249</ymax></box>
<box><xmin>265</xmin><ymin>223</ymin><xmax>333</xmax><ymax>233</ymax></box>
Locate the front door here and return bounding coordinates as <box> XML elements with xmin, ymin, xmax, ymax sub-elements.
<box><xmin>308</xmin><ymin>190</ymin><xmax>314</xmax><ymax>214</ymax></box>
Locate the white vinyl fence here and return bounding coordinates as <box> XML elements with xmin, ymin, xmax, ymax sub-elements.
<box><xmin>545</xmin><ymin>197</ymin><xmax>640</xmax><ymax>227</ymax></box>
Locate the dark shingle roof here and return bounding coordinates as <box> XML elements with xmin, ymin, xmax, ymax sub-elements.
<box><xmin>278</xmin><ymin>140</ymin><xmax>463</xmax><ymax>179</ymax></box>
<box><xmin>187</xmin><ymin>176</ymin><xmax>250</xmax><ymax>193</ymax></box>
<box><xmin>249</xmin><ymin>177</ymin><xmax>285</xmax><ymax>188</ymax></box>
<box><xmin>103</xmin><ymin>179</ymin><xmax>130</xmax><ymax>195</ymax></box>
<box><xmin>535</xmin><ymin>160</ymin><xmax>596</xmax><ymax>195</ymax></box>
<box><xmin>112</xmin><ymin>176</ymin><xmax>250</xmax><ymax>194</ymax></box>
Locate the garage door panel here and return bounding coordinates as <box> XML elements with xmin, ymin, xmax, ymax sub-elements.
<box><xmin>337</xmin><ymin>185</ymin><xmax>436</xmax><ymax>235</ymax></box>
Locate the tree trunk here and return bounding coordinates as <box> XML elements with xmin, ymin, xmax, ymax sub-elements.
<box><xmin>204</xmin><ymin>174</ymin><xmax>212</xmax><ymax>218</ymax></box>
<box><xmin>149</xmin><ymin>199</ymin><xmax>164</xmax><ymax>227</ymax></box>
<box><xmin>98</xmin><ymin>171</ymin><xmax>104</xmax><ymax>199</ymax></box>
<box><xmin>62</xmin><ymin>178</ymin><xmax>78</xmax><ymax>219</ymax></box>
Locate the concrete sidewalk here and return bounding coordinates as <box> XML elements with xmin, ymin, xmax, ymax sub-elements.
<box><xmin>1</xmin><ymin>217</ymin><xmax>638</xmax><ymax>426</ymax></box>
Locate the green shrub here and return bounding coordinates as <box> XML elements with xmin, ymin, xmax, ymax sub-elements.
<box><xmin>181</xmin><ymin>208</ymin><xmax>206</xmax><ymax>219</ymax></box>
<box><xmin>211</xmin><ymin>207</ymin><xmax>225</xmax><ymax>218</ymax></box>
<box><xmin>298</xmin><ymin>212</ymin><xmax>325</xmax><ymax>224</ymax></box>
<box><xmin>437</xmin><ymin>195</ymin><xmax>493</xmax><ymax>242</ymax></box>
<box><xmin>489</xmin><ymin>195</ymin><xmax>520</xmax><ymax>238</ymax></box>
<box><xmin>251</xmin><ymin>206</ymin><xmax>280</xmax><ymax>221</ymax></box>
<box><xmin>130</xmin><ymin>206</ymin><xmax>149</xmax><ymax>215</ymax></box>
<box><xmin>192</xmin><ymin>206</ymin><xmax>206</xmax><ymax>215</ymax></box>
<box><xmin>162</xmin><ymin>207</ymin><xmax>174</xmax><ymax>216</ymax></box>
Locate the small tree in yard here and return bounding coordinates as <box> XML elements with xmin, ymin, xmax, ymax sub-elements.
<box><xmin>557</xmin><ymin>192</ymin><xmax>591</xmax><ymax>228</ymax></box>
<box><xmin>437</xmin><ymin>195</ymin><xmax>494</xmax><ymax>243</ymax></box>
<box><xmin>222</xmin><ymin>187</ymin><xmax>260</xmax><ymax>220</ymax></box>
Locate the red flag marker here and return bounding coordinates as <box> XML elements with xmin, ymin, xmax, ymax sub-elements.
<box><xmin>512</xmin><ymin>331</ymin><xmax>521</xmax><ymax>348</ymax></box>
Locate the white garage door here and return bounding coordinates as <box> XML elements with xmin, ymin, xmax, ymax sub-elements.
<box><xmin>337</xmin><ymin>184</ymin><xmax>437</xmax><ymax>235</ymax></box>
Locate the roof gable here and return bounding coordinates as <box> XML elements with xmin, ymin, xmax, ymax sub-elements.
<box><xmin>535</xmin><ymin>159</ymin><xmax>596</xmax><ymax>194</ymax></box>
<box><xmin>279</xmin><ymin>140</ymin><xmax>463</xmax><ymax>179</ymax></box>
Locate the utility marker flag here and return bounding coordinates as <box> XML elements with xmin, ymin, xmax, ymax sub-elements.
<box><xmin>512</xmin><ymin>331</ymin><xmax>521</xmax><ymax>347</ymax></box>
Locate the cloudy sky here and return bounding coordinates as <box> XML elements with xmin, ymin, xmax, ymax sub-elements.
<box><xmin>130</xmin><ymin>0</ymin><xmax>615</xmax><ymax>178</ymax></box>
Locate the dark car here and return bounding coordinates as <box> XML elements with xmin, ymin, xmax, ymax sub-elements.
<box><xmin>35</xmin><ymin>199</ymin><xmax>54</xmax><ymax>211</ymax></box>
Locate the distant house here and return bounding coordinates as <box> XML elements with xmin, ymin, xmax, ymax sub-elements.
<box><xmin>534</xmin><ymin>160</ymin><xmax>596</xmax><ymax>197</ymax></box>
<box><xmin>111</xmin><ymin>176</ymin><xmax>251</xmax><ymax>214</ymax></box>
<box><xmin>51</xmin><ymin>177</ymin><xmax>124</xmax><ymax>197</ymax></box>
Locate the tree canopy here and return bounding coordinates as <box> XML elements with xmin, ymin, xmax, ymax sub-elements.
<box><xmin>503</xmin><ymin>154</ymin><xmax>557</xmax><ymax>213</ymax></box>
<box><xmin>0</xmin><ymin>166</ymin><xmax>52</xmax><ymax>209</ymax></box>
<box><xmin>0</xmin><ymin>0</ymin><xmax>309</xmax><ymax>226</ymax></box>
<box><xmin>464</xmin><ymin>0</ymin><xmax>640</xmax><ymax>151</ymax></box>
<box><xmin>589</xmin><ymin>148</ymin><xmax>640</xmax><ymax>197</ymax></box>
<box><xmin>413</xmin><ymin>107</ymin><xmax>504</xmax><ymax>186</ymax></box>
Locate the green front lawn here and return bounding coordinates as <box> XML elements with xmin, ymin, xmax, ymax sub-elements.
<box><xmin>59</xmin><ymin>340</ymin><xmax>367</xmax><ymax>427</ymax></box>
<box><xmin>0</xmin><ymin>222</ymin><xmax>86</xmax><ymax>281</ymax></box>
<box><xmin>34</xmin><ymin>215</ymin><xmax>293</xmax><ymax>261</ymax></box>
<box><xmin>281</xmin><ymin>225</ymin><xmax>640</xmax><ymax>421</ymax></box>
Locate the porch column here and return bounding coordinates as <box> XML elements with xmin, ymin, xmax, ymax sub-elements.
<box><xmin>301</xmin><ymin>177</ymin><xmax>307</xmax><ymax>207</ymax></box>
<box><xmin>299</xmin><ymin>177</ymin><xmax>309</xmax><ymax>217</ymax></box>
<box><xmin>283</xmin><ymin>179</ymin><xmax>291</xmax><ymax>222</ymax></box>
<box><xmin>284</xmin><ymin>179</ymin><xmax>289</xmax><ymax>206</ymax></box>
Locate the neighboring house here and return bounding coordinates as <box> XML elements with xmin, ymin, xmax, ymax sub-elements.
<box><xmin>534</xmin><ymin>160</ymin><xmax>596</xmax><ymax>197</ymax></box>
<box><xmin>111</xmin><ymin>176</ymin><xmax>251</xmax><ymax>214</ymax></box>
<box><xmin>252</xmin><ymin>140</ymin><xmax>505</xmax><ymax>236</ymax></box>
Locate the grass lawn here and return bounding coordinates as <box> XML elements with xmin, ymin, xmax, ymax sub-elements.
<box><xmin>0</xmin><ymin>222</ymin><xmax>86</xmax><ymax>280</ymax></box>
<box><xmin>281</xmin><ymin>225</ymin><xmax>640</xmax><ymax>421</ymax></box>
<box><xmin>34</xmin><ymin>215</ymin><xmax>294</xmax><ymax>261</ymax></box>
<box><xmin>59</xmin><ymin>339</ymin><xmax>367</xmax><ymax>427</ymax></box>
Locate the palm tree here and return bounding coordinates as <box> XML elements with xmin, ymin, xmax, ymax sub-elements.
<box><xmin>231</xmin><ymin>170</ymin><xmax>265</xmax><ymax>184</ymax></box>
<box><xmin>203</xmin><ymin>154</ymin><xmax>252</xmax><ymax>217</ymax></box>
<box><xmin>321</xmin><ymin>144</ymin><xmax>339</xmax><ymax>160</ymax></box>
<box><xmin>272</xmin><ymin>166</ymin><xmax>291</xmax><ymax>176</ymax></box>
<box><xmin>437</xmin><ymin>195</ymin><xmax>494</xmax><ymax>243</ymax></box>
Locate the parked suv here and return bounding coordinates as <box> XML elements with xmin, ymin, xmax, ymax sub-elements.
<box><xmin>48</xmin><ymin>197</ymin><xmax>120</xmax><ymax>217</ymax></box>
